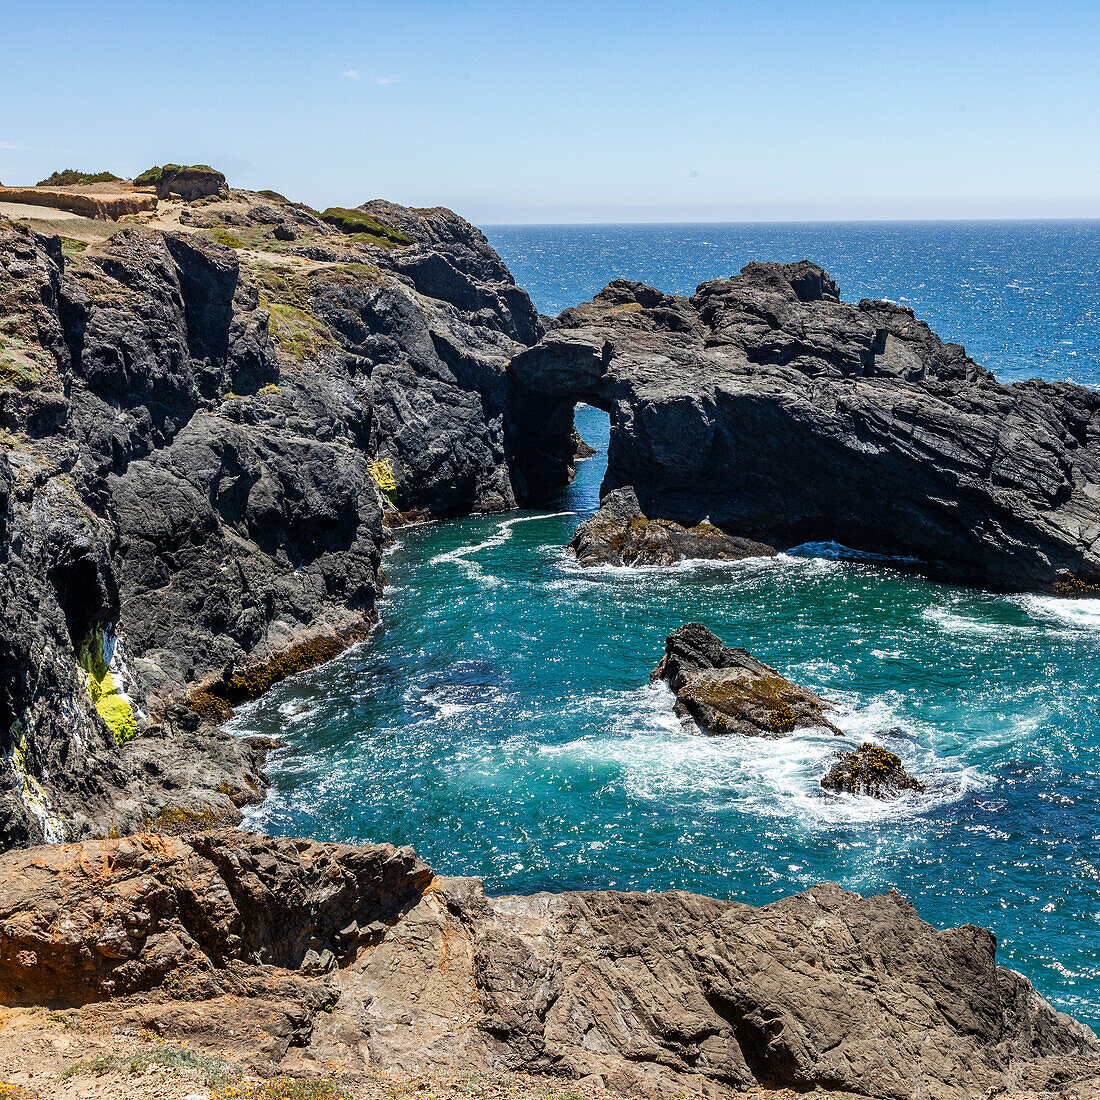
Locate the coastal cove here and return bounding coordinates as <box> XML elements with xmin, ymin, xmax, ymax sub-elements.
<box><xmin>230</xmin><ymin>220</ymin><xmax>1100</xmax><ymax>1033</ymax></box>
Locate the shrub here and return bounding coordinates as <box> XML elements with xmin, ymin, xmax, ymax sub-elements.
<box><xmin>209</xmin><ymin>1078</ymin><xmax>352</xmax><ymax>1100</ymax></box>
<box><xmin>210</xmin><ymin>227</ymin><xmax>244</xmax><ymax>249</ymax></box>
<box><xmin>36</xmin><ymin>169</ymin><xmax>120</xmax><ymax>187</ymax></box>
<box><xmin>319</xmin><ymin>207</ymin><xmax>412</xmax><ymax>246</ymax></box>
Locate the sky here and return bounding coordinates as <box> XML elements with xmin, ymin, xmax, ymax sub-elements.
<box><xmin>1</xmin><ymin>0</ymin><xmax>1098</xmax><ymax>224</ymax></box>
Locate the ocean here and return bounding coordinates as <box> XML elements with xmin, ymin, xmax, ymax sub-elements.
<box><xmin>237</xmin><ymin>221</ymin><xmax>1100</xmax><ymax>1028</ymax></box>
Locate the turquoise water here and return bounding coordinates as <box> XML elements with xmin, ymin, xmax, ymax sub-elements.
<box><xmin>239</xmin><ymin>223</ymin><xmax>1100</xmax><ymax>1028</ymax></box>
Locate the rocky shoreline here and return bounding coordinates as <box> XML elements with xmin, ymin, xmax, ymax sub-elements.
<box><xmin>3</xmin><ymin>176</ymin><xmax>1100</xmax><ymax>1098</ymax></box>
<box><xmin>1</xmin><ymin>830</ymin><xmax>1097</xmax><ymax>1099</ymax></box>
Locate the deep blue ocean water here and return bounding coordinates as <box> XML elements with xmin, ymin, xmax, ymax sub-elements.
<box><xmin>239</xmin><ymin>222</ymin><xmax>1100</xmax><ymax>1028</ymax></box>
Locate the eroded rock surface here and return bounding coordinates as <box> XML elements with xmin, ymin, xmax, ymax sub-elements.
<box><xmin>512</xmin><ymin>263</ymin><xmax>1100</xmax><ymax>591</ymax></box>
<box><xmin>0</xmin><ymin>190</ymin><xmax>540</xmax><ymax>847</ymax></box>
<box><xmin>822</xmin><ymin>740</ymin><xmax>926</xmax><ymax>799</ymax></box>
<box><xmin>653</xmin><ymin>623</ymin><xmax>838</xmax><ymax>736</ymax></box>
<box><xmin>0</xmin><ymin>830</ymin><xmax>1096</xmax><ymax>1100</ymax></box>
<box><xmin>570</xmin><ymin>486</ymin><xmax>776</xmax><ymax>566</ymax></box>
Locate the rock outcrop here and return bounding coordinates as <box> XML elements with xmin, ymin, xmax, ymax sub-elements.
<box><xmin>0</xmin><ymin>185</ymin><xmax>158</xmax><ymax>220</ymax></box>
<box><xmin>1</xmin><ymin>830</ymin><xmax>1096</xmax><ymax>1099</ymax></box>
<box><xmin>153</xmin><ymin>164</ymin><xmax>227</xmax><ymax>201</ymax></box>
<box><xmin>510</xmin><ymin>263</ymin><xmax>1100</xmax><ymax>592</ymax></box>
<box><xmin>570</xmin><ymin>486</ymin><xmax>776</xmax><ymax>566</ymax></box>
<box><xmin>822</xmin><ymin>740</ymin><xmax>926</xmax><ymax>798</ymax></box>
<box><xmin>652</xmin><ymin>623</ymin><xmax>838</xmax><ymax>736</ymax></box>
<box><xmin>0</xmin><ymin>189</ymin><xmax>541</xmax><ymax>847</ymax></box>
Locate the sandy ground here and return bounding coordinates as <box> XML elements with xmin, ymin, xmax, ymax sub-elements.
<box><xmin>0</xmin><ymin>202</ymin><xmax>83</xmax><ymax>222</ymax></box>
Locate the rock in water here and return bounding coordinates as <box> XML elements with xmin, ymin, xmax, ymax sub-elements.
<box><xmin>570</xmin><ymin>485</ymin><xmax>776</xmax><ymax>566</ymax></box>
<box><xmin>822</xmin><ymin>741</ymin><xmax>926</xmax><ymax>798</ymax></box>
<box><xmin>652</xmin><ymin>622</ymin><xmax>838</xmax><ymax>735</ymax></box>
<box><xmin>510</xmin><ymin>262</ymin><xmax>1100</xmax><ymax>591</ymax></box>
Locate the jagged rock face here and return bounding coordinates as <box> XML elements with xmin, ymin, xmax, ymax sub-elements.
<box><xmin>511</xmin><ymin>261</ymin><xmax>1100</xmax><ymax>591</ymax></box>
<box><xmin>0</xmin><ymin>830</ymin><xmax>432</xmax><ymax>1004</ymax></box>
<box><xmin>653</xmin><ymin>623</ymin><xmax>838</xmax><ymax>736</ymax></box>
<box><xmin>822</xmin><ymin>739</ymin><xmax>926</xmax><ymax>799</ymax></box>
<box><xmin>570</xmin><ymin>486</ymin><xmax>777</xmax><ymax>566</ymax></box>
<box><xmin>2</xmin><ymin>831</ymin><xmax>1097</xmax><ymax>1099</ymax></box>
<box><xmin>0</xmin><ymin>196</ymin><xmax>540</xmax><ymax>847</ymax></box>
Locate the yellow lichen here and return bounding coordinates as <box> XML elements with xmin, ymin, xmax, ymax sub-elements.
<box><xmin>368</xmin><ymin>459</ymin><xmax>398</xmax><ymax>504</ymax></box>
<box><xmin>77</xmin><ymin>628</ymin><xmax>137</xmax><ymax>745</ymax></box>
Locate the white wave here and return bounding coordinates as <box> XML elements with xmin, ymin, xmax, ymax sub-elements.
<box><xmin>543</xmin><ymin>683</ymin><xmax>978</xmax><ymax>828</ymax></box>
<box><xmin>921</xmin><ymin>603</ymin><xmax>1033</xmax><ymax>637</ymax></box>
<box><xmin>1016</xmin><ymin>594</ymin><xmax>1100</xmax><ymax>630</ymax></box>
<box><xmin>430</xmin><ymin>511</ymin><xmax>575</xmax><ymax>579</ymax></box>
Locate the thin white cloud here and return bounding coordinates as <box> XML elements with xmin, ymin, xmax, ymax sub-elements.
<box><xmin>375</xmin><ymin>76</ymin><xmax>394</xmax><ymax>85</ymax></box>
<box><xmin>342</xmin><ymin>69</ymin><xmax>360</xmax><ymax>80</ymax></box>
<box><xmin>0</xmin><ymin>141</ymin><xmax>22</xmax><ymax>150</ymax></box>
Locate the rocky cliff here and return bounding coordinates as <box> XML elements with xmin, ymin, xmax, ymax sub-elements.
<box><xmin>1</xmin><ymin>831</ymin><xmax>1096</xmax><ymax>1099</ymax></box>
<box><xmin>512</xmin><ymin>262</ymin><xmax>1100</xmax><ymax>591</ymax></box>
<box><xmin>0</xmin><ymin>189</ymin><xmax>540</xmax><ymax>847</ymax></box>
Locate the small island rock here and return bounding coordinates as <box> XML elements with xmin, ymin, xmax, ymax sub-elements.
<box><xmin>652</xmin><ymin>622</ymin><xmax>839</xmax><ymax>736</ymax></box>
<box><xmin>822</xmin><ymin>741</ymin><xmax>926</xmax><ymax>799</ymax></box>
<box><xmin>571</xmin><ymin>487</ymin><xmax>776</xmax><ymax>567</ymax></box>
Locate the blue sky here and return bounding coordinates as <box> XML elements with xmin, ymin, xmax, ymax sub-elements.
<box><xmin>1</xmin><ymin>0</ymin><xmax>1098</xmax><ymax>223</ymax></box>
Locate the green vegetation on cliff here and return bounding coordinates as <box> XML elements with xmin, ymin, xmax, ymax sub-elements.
<box><xmin>35</xmin><ymin>169</ymin><xmax>121</xmax><ymax>187</ymax></box>
<box><xmin>76</xmin><ymin>627</ymin><xmax>137</xmax><ymax>745</ymax></box>
<box><xmin>319</xmin><ymin>207</ymin><xmax>413</xmax><ymax>247</ymax></box>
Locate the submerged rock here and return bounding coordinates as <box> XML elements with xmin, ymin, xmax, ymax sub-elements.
<box><xmin>1</xmin><ymin>829</ymin><xmax>1096</xmax><ymax>1098</ymax></box>
<box><xmin>511</xmin><ymin>262</ymin><xmax>1100</xmax><ymax>591</ymax></box>
<box><xmin>652</xmin><ymin>622</ymin><xmax>838</xmax><ymax>736</ymax></box>
<box><xmin>570</xmin><ymin>486</ymin><xmax>776</xmax><ymax>566</ymax></box>
<box><xmin>822</xmin><ymin>740</ymin><xmax>926</xmax><ymax>799</ymax></box>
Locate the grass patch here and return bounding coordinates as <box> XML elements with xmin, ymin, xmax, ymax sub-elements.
<box><xmin>145</xmin><ymin>803</ymin><xmax>229</xmax><ymax>833</ymax></box>
<box><xmin>36</xmin><ymin>169</ymin><xmax>120</xmax><ymax>187</ymax></box>
<box><xmin>209</xmin><ymin>227</ymin><xmax>244</xmax><ymax>249</ymax></box>
<box><xmin>62</xmin><ymin>1046</ymin><xmax>237</xmax><ymax>1087</ymax></box>
<box><xmin>59</xmin><ymin>236</ymin><xmax>88</xmax><ymax>258</ymax></box>
<box><xmin>0</xmin><ymin>354</ymin><xmax>40</xmax><ymax>391</ymax></box>
<box><xmin>320</xmin><ymin>207</ymin><xmax>413</xmax><ymax>247</ymax></box>
<box><xmin>264</xmin><ymin>301</ymin><xmax>334</xmax><ymax>359</ymax></box>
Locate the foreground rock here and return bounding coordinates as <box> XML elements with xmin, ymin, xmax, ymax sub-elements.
<box><xmin>0</xmin><ymin>185</ymin><xmax>540</xmax><ymax>847</ymax></box>
<box><xmin>822</xmin><ymin>740</ymin><xmax>926</xmax><ymax>798</ymax></box>
<box><xmin>511</xmin><ymin>263</ymin><xmax>1100</xmax><ymax>592</ymax></box>
<box><xmin>653</xmin><ymin>622</ymin><xmax>838</xmax><ymax>736</ymax></box>
<box><xmin>0</xmin><ymin>830</ymin><xmax>1096</xmax><ymax>1099</ymax></box>
<box><xmin>571</xmin><ymin>486</ymin><xmax>776</xmax><ymax>566</ymax></box>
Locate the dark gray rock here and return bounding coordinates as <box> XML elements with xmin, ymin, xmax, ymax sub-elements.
<box><xmin>822</xmin><ymin>740</ymin><xmax>926</xmax><ymax>799</ymax></box>
<box><xmin>155</xmin><ymin>165</ymin><xmax>227</xmax><ymax>201</ymax></box>
<box><xmin>0</xmin><ymin>194</ymin><xmax>541</xmax><ymax>848</ymax></box>
<box><xmin>510</xmin><ymin>263</ymin><xmax>1100</xmax><ymax>592</ymax></box>
<box><xmin>652</xmin><ymin>623</ymin><xmax>839</xmax><ymax>736</ymax></box>
<box><xmin>570</xmin><ymin>486</ymin><xmax>777</xmax><ymax>566</ymax></box>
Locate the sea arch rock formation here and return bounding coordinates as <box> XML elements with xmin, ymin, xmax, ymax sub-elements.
<box><xmin>508</xmin><ymin>262</ymin><xmax>1100</xmax><ymax>591</ymax></box>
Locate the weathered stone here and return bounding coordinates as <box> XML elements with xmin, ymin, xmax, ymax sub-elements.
<box><xmin>652</xmin><ymin>622</ymin><xmax>838</xmax><ymax>736</ymax></box>
<box><xmin>512</xmin><ymin>263</ymin><xmax>1100</xmax><ymax>592</ymax></box>
<box><xmin>822</xmin><ymin>740</ymin><xmax>926</xmax><ymax>798</ymax></box>
<box><xmin>570</xmin><ymin>486</ymin><xmax>776</xmax><ymax>566</ymax></box>
<box><xmin>0</xmin><ymin>185</ymin><xmax>158</xmax><ymax>220</ymax></box>
<box><xmin>0</xmin><ymin>830</ymin><xmax>1096</xmax><ymax>1099</ymax></box>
